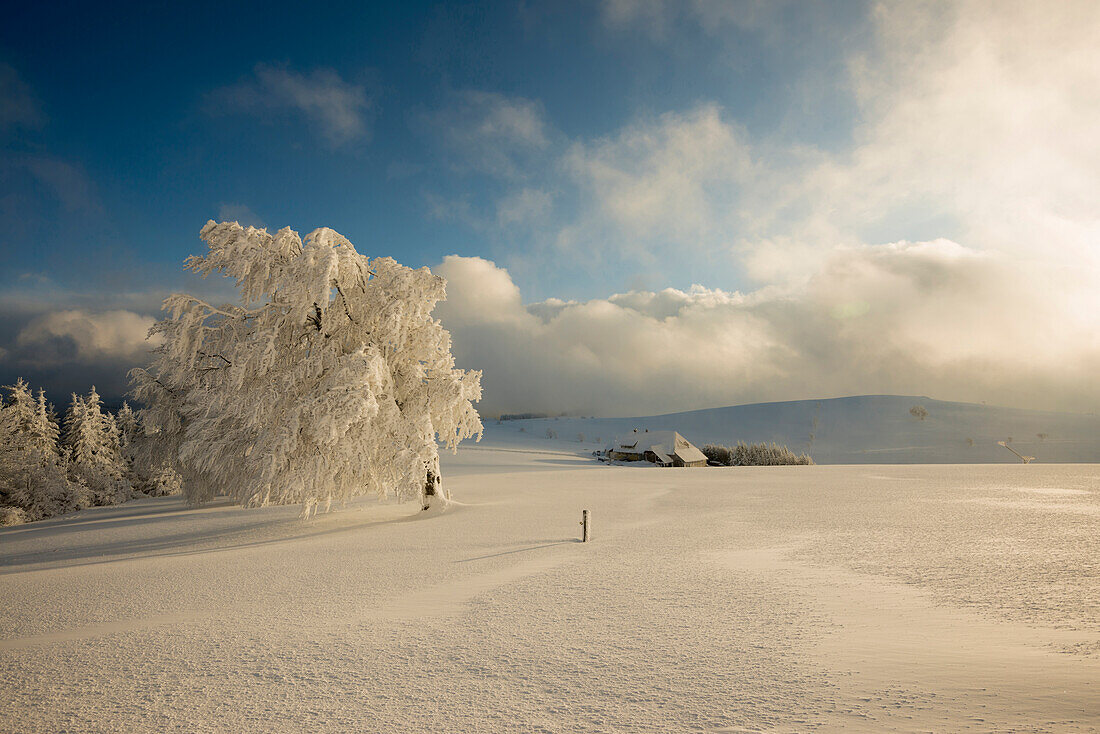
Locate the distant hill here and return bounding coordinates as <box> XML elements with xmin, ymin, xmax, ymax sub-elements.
<box><xmin>481</xmin><ymin>395</ymin><xmax>1100</xmax><ymax>464</ymax></box>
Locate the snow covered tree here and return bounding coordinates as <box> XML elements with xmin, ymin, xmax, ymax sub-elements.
<box><xmin>131</xmin><ymin>220</ymin><xmax>482</xmax><ymax>513</ymax></box>
<box><xmin>0</xmin><ymin>379</ymin><xmax>88</xmax><ymax>522</ymax></box>
<box><xmin>64</xmin><ymin>388</ymin><xmax>132</xmax><ymax>505</ymax></box>
<box><xmin>114</xmin><ymin>400</ymin><xmax>156</xmax><ymax>491</ymax></box>
<box><xmin>116</xmin><ymin>402</ymin><xmax>140</xmax><ymax>455</ymax></box>
<box><xmin>146</xmin><ymin>463</ymin><xmax>183</xmax><ymax>496</ymax></box>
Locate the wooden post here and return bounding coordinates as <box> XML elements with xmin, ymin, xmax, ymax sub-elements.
<box><xmin>580</xmin><ymin>509</ymin><xmax>590</xmax><ymax>542</ymax></box>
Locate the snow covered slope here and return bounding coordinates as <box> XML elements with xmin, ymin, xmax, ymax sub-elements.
<box><xmin>484</xmin><ymin>394</ymin><xmax>1100</xmax><ymax>463</ymax></box>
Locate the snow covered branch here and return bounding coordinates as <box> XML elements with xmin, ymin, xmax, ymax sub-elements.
<box><xmin>133</xmin><ymin>220</ymin><xmax>483</xmax><ymax>513</ymax></box>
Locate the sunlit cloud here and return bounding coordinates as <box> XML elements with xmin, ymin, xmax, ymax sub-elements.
<box><xmin>437</xmin><ymin>246</ymin><xmax>1100</xmax><ymax>417</ymax></box>
<box><xmin>15</xmin><ymin>309</ymin><xmax>159</xmax><ymax>366</ymax></box>
<box><xmin>0</xmin><ymin>306</ymin><xmax>164</xmax><ymax>404</ymax></box>
<box><xmin>562</xmin><ymin>104</ymin><xmax>754</xmax><ymax>260</ymax></box>
<box><xmin>423</xmin><ymin>1</ymin><xmax>1100</xmax><ymax>414</ymax></box>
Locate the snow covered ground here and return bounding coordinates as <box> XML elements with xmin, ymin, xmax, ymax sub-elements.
<box><xmin>1</xmin><ymin>442</ymin><xmax>1098</xmax><ymax>732</ymax></box>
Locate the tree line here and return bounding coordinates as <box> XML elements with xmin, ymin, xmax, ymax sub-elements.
<box><xmin>0</xmin><ymin>379</ymin><xmax>181</xmax><ymax>525</ymax></box>
<box><xmin>702</xmin><ymin>442</ymin><xmax>814</xmax><ymax>466</ymax></box>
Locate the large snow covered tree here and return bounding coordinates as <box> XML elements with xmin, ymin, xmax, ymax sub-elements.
<box><xmin>131</xmin><ymin>220</ymin><xmax>483</xmax><ymax>512</ymax></box>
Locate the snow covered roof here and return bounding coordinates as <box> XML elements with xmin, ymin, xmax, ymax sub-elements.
<box><xmin>650</xmin><ymin>450</ymin><xmax>673</xmax><ymax>465</ymax></box>
<box><xmin>671</xmin><ymin>443</ymin><xmax>707</xmax><ymax>465</ymax></box>
<box><xmin>612</xmin><ymin>430</ymin><xmax>706</xmax><ymax>464</ymax></box>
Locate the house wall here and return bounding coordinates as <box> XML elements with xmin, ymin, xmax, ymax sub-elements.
<box><xmin>672</xmin><ymin>456</ymin><xmax>706</xmax><ymax>468</ymax></box>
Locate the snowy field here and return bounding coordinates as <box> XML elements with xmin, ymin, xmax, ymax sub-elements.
<box><xmin>1</xmin><ymin>444</ymin><xmax>1098</xmax><ymax>732</ymax></box>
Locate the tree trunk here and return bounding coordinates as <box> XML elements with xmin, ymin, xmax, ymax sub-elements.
<box><xmin>422</xmin><ymin>465</ymin><xmax>444</xmax><ymax>510</ymax></box>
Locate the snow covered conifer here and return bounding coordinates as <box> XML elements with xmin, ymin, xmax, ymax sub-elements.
<box><xmin>114</xmin><ymin>401</ymin><xmax>153</xmax><ymax>491</ymax></box>
<box><xmin>1</xmin><ymin>379</ymin><xmax>39</xmax><ymax>446</ymax></box>
<box><xmin>33</xmin><ymin>389</ymin><xmax>61</xmax><ymax>457</ymax></box>
<box><xmin>131</xmin><ymin>220</ymin><xmax>482</xmax><ymax>512</ymax></box>
<box><xmin>0</xmin><ymin>379</ymin><xmax>87</xmax><ymax>522</ymax></box>
<box><xmin>116</xmin><ymin>402</ymin><xmax>139</xmax><ymax>454</ymax></box>
<box><xmin>64</xmin><ymin>388</ymin><xmax>132</xmax><ymax>505</ymax></box>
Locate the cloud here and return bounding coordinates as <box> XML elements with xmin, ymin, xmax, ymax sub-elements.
<box><xmin>600</xmin><ymin>0</ymin><xmax>790</xmax><ymax>41</ymax></box>
<box><xmin>0</xmin><ymin>63</ymin><xmax>43</xmax><ymax>132</ymax></box>
<box><xmin>21</xmin><ymin>156</ymin><xmax>99</xmax><ymax>212</ymax></box>
<box><xmin>563</xmin><ymin>105</ymin><xmax>754</xmax><ymax>257</ymax></box>
<box><xmin>15</xmin><ymin>309</ymin><xmax>159</xmax><ymax>366</ymax></box>
<box><xmin>0</xmin><ymin>255</ymin><xmax>240</xmax><ymax>405</ymax></box>
<box><xmin>496</xmin><ymin>187</ymin><xmax>552</xmax><ymax>229</ymax></box>
<box><xmin>726</xmin><ymin>0</ymin><xmax>1100</xmax><ymax>282</ymax></box>
<box><xmin>0</xmin><ymin>308</ymin><xmax>162</xmax><ymax>405</ymax></box>
<box><xmin>435</xmin><ymin>247</ymin><xmax>1100</xmax><ymax>416</ymax></box>
<box><xmin>217</xmin><ymin>203</ymin><xmax>264</xmax><ymax>228</ymax></box>
<box><xmin>421</xmin><ymin>1</ymin><xmax>1100</xmax><ymax>417</ymax></box>
<box><xmin>428</xmin><ymin>90</ymin><xmax>550</xmax><ymax>178</ymax></box>
<box><xmin>600</xmin><ymin>0</ymin><xmax>668</xmax><ymax>31</ymax></box>
<box><xmin>459</xmin><ymin>0</ymin><xmax>1100</xmax><ymax>286</ymax></box>
<box><xmin>209</xmin><ymin>64</ymin><xmax>374</xmax><ymax>147</ymax></box>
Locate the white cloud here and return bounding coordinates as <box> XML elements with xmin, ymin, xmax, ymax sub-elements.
<box><xmin>563</xmin><ymin>105</ymin><xmax>754</xmax><ymax>257</ymax></box>
<box><xmin>436</xmin><ymin>246</ymin><xmax>1100</xmax><ymax>416</ymax></box>
<box><xmin>15</xmin><ymin>309</ymin><xmax>160</xmax><ymax>366</ymax></box>
<box><xmin>735</xmin><ymin>0</ymin><xmax>1100</xmax><ymax>280</ymax></box>
<box><xmin>210</xmin><ymin>64</ymin><xmax>374</xmax><ymax>147</ymax></box>
<box><xmin>437</xmin><ymin>256</ymin><xmax>526</xmax><ymax>326</ymax></box>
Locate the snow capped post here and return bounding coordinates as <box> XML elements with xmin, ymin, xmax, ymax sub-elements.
<box><xmin>131</xmin><ymin>220</ymin><xmax>483</xmax><ymax>514</ymax></box>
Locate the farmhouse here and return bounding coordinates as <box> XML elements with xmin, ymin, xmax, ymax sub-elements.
<box><xmin>608</xmin><ymin>430</ymin><xmax>707</xmax><ymax>467</ymax></box>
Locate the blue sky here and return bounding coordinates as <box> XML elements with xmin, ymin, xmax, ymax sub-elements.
<box><xmin>2</xmin><ymin>1</ymin><xmax>1098</xmax><ymax>415</ymax></box>
<box><xmin>0</xmin><ymin>1</ymin><xmax>868</xmax><ymax>300</ymax></box>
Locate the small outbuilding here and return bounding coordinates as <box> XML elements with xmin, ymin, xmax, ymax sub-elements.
<box><xmin>608</xmin><ymin>430</ymin><xmax>708</xmax><ymax>467</ymax></box>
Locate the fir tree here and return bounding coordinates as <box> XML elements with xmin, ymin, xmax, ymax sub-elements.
<box><xmin>64</xmin><ymin>388</ymin><xmax>132</xmax><ymax>505</ymax></box>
